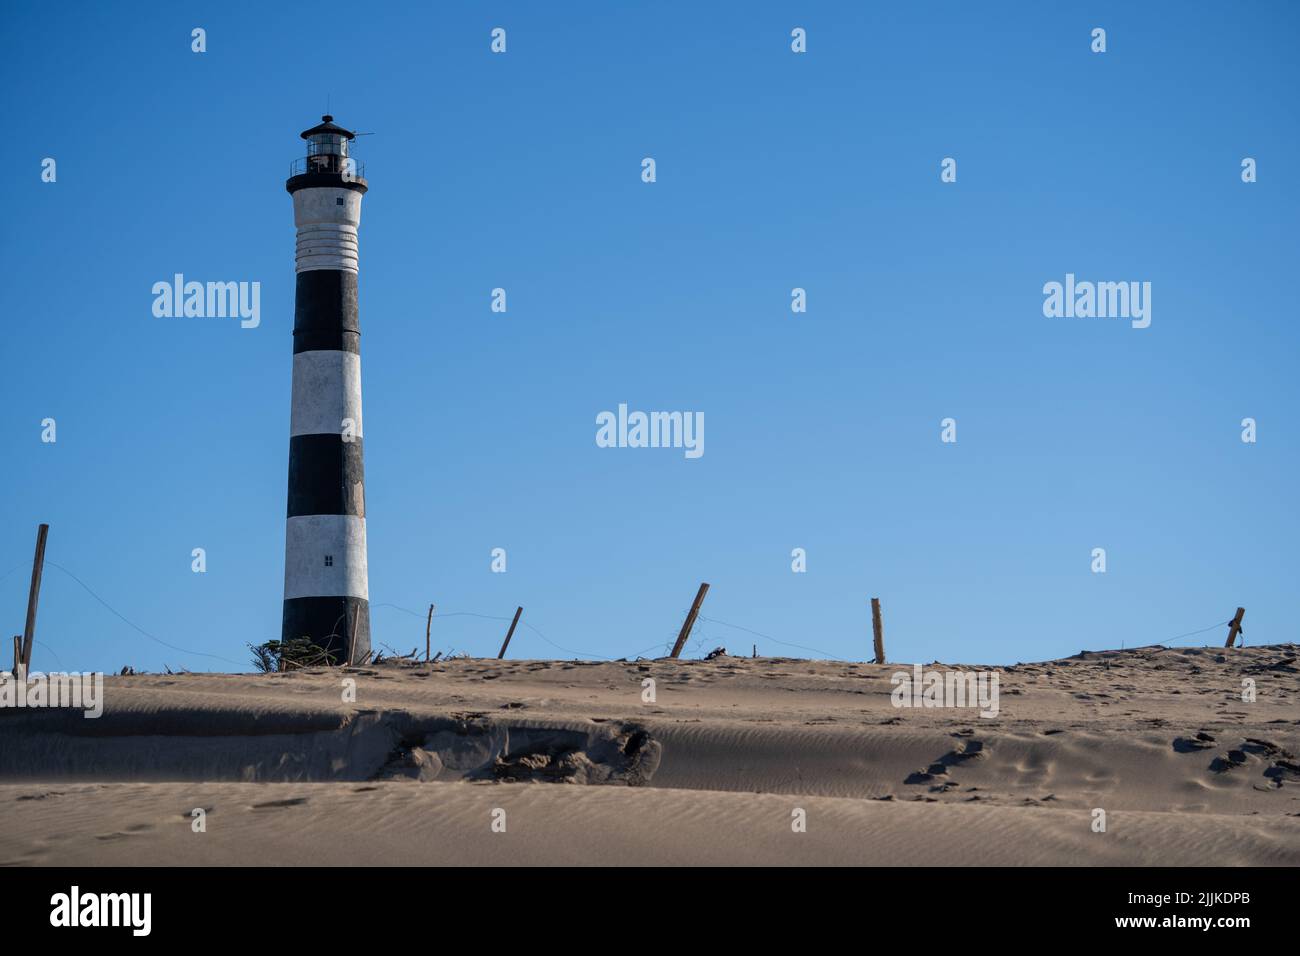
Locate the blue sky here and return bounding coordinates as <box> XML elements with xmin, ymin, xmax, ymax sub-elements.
<box><xmin>2</xmin><ymin>2</ymin><xmax>1296</xmax><ymax>673</ymax></box>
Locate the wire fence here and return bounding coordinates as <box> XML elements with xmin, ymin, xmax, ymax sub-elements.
<box><xmin>0</xmin><ymin>560</ymin><xmax>1247</xmax><ymax>673</ymax></box>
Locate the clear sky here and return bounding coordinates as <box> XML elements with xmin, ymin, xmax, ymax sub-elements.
<box><xmin>2</xmin><ymin>2</ymin><xmax>1296</xmax><ymax>673</ymax></box>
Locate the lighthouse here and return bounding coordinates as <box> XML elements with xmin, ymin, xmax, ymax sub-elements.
<box><xmin>281</xmin><ymin>115</ymin><xmax>371</xmax><ymax>664</ymax></box>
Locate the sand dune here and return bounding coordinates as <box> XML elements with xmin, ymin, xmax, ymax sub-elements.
<box><xmin>4</xmin><ymin>782</ymin><xmax>1297</xmax><ymax>867</ymax></box>
<box><xmin>1</xmin><ymin>644</ymin><xmax>1297</xmax><ymax>865</ymax></box>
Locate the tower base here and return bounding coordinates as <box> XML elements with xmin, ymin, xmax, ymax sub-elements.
<box><xmin>281</xmin><ymin>596</ymin><xmax>371</xmax><ymax>665</ymax></box>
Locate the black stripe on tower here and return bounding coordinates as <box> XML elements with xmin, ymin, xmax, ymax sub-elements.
<box><xmin>286</xmin><ymin>436</ymin><xmax>366</xmax><ymax>518</ymax></box>
<box><xmin>282</xmin><ymin>597</ymin><xmax>370</xmax><ymax>665</ymax></box>
<box><xmin>293</xmin><ymin>270</ymin><xmax>360</xmax><ymax>354</ymax></box>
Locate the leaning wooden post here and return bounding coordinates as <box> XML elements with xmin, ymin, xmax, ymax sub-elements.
<box><xmin>348</xmin><ymin>602</ymin><xmax>362</xmax><ymax>666</ymax></box>
<box><xmin>870</xmin><ymin>597</ymin><xmax>886</xmax><ymax>664</ymax></box>
<box><xmin>1224</xmin><ymin>607</ymin><xmax>1245</xmax><ymax>648</ymax></box>
<box><xmin>425</xmin><ymin>604</ymin><xmax>435</xmax><ymax>661</ymax></box>
<box><xmin>670</xmin><ymin>583</ymin><xmax>710</xmax><ymax>659</ymax></box>
<box><xmin>20</xmin><ymin>523</ymin><xmax>49</xmax><ymax>671</ymax></box>
<box><xmin>497</xmin><ymin>606</ymin><xmax>523</xmax><ymax>659</ymax></box>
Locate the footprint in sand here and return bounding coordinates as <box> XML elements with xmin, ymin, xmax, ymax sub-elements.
<box><xmin>95</xmin><ymin>823</ymin><xmax>154</xmax><ymax>841</ymax></box>
<box><xmin>1242</xmin><ymin>738</ymin><xmax>1294</xmax><ymax>759</ymax></box>
<box><xmin>1204</xmin><ymin>738</ymin><xmax>1298</xmax><ymax>786</ymax></box>
<box><xmin>251</xmin><ymin>797</ymin><xmax>310</xmax><ymax>810</ymax></box>
<box><xmin>1264</xmin><ymin>761</ymin><xmax>1300</xmax><ymax>785</ymax></box>
<box><xmin>1172</xmin><ymin>732</ymin><xmax>1216</xmax><ymax>753</ymax></box>
<box><xmin>1209</xmin><ymin>750</ymin><xmax>1250</xmax><ymax>773</ymax></box>
<box><xmin>906</xmin><ymin>739</ymin><xmax>987</xmax><ymax>784</ymax></box>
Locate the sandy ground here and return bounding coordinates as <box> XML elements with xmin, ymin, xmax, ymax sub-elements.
<box><xmin>1</xmin><ymin>643</ymin><xmax>1297</xmax><ymax>865</ymax></box>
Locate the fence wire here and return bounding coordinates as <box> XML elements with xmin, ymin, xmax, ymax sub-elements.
<box><xmin>1</xmin><ymin>563</ymin><xmax>1246</xmax><ymax>671</ymax></box>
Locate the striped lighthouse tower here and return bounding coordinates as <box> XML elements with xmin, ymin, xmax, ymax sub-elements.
<box><xmin>282</xmin><ymin>115</ymin><xmax>371</xmax><ymax>664</ymax></box>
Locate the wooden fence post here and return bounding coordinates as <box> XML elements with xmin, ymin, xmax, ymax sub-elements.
<box><xmin>349</xmin><ymin>603</ymin><xmax>362</xmax><ymax>666</ymax></box>
<box><xmin>20</xmin><ymin>524</ymin><xmax>49</xmax><ymax>671</ymax></box>
<box><xmin>670</xmin><ymin>583</ymin><xmax>710</xmax><ymax>659</ymax></box>
<box><xmin>870</xmin><ymin>597</ymin><xmax>886</xmax><ymax>664</ymax></box>
<box><xmin>498</xmin><ymin>606</ymin><xmax>523</xmax><ymax>659</ymax></box>
<box><xmin>1225</xmin><ymin>607</ymin><xmax>1245</xmax><ymax>648</ymax></box>
<box><xmin>426</xmin><ymin>604</ymin><xmax>435</xmax><ymax>661</ymax></box>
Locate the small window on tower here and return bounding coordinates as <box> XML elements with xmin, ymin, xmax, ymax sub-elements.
<box><xmin>335</xmin><ymin>198</ymin><xmax>344</xmax><ymax>206</ymax></box>
<box><xmin>324</xmin><ymin>555</ymin><xmax>334</xmax><ymax>567</ymax></box>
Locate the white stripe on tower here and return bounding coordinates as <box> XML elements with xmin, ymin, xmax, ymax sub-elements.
<box><xmin>282</xmin><ymin>115</ymin><xmax>371</xmax><ymax>665</ymax></box>
<box><xmin>289</xmin><ymin>350</ymin><xmax>363</xmax><ymax>438</ymax></box>
<box><xmin>284</xmin><ymin>515</ymin><xmax>369</xmax><ymax>600</ymax></box>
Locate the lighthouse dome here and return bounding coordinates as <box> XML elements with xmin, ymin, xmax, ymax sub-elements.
<box><xmin>299</xmin><ymin>114</ymin><xmax>357</xmax><ymax>142</ymax></box>
<box><xmin>288</xmin><ymin>114</ymin><xmax>367</xmax><ymax>194</ymax></box>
